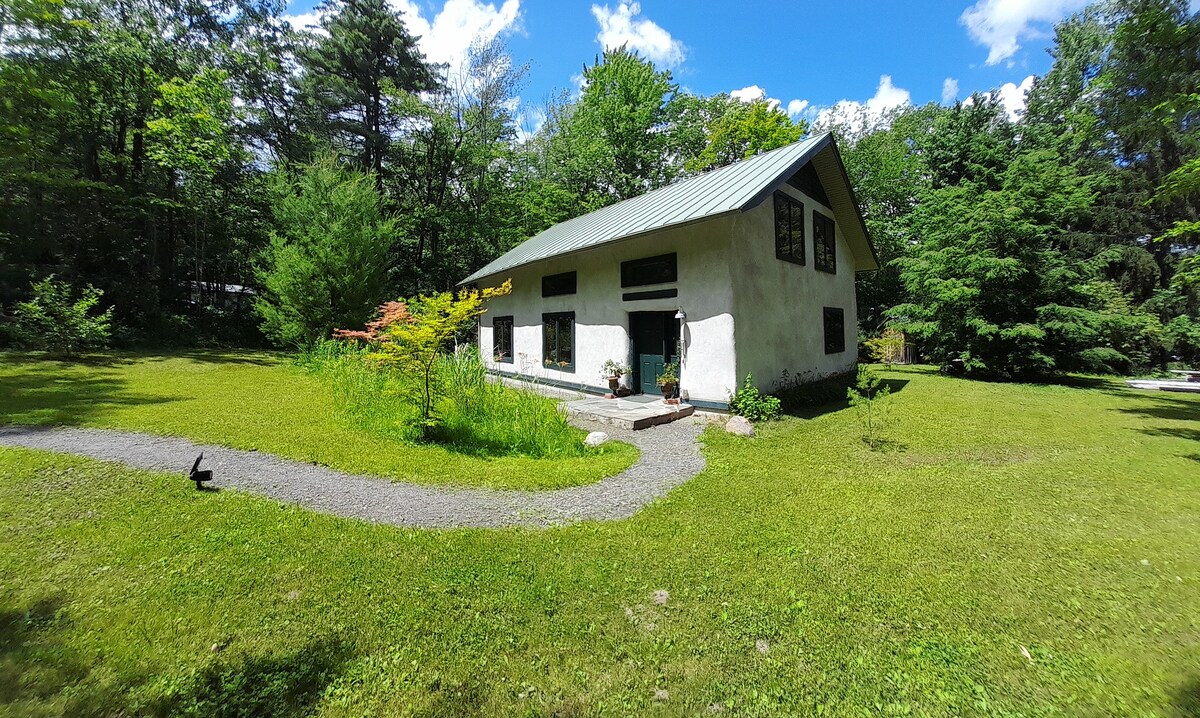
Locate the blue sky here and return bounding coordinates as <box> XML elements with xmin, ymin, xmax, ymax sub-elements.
<box><xmin>284</xmin><ymin>0</ymin><xmax>1200</xmax><ymax>134</ymax></box>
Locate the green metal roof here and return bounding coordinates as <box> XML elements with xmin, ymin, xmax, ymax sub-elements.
<box><xmin>462</xmin><ymin>132</ymin><xmax>875</xmax><ymax>284</ymax></box>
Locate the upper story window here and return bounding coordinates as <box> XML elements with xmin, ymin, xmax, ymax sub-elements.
<box><xmin>542</xmin><ymin>271</ymin><xmax>576</xmax><ymax>297</ymax></box>
<box><xmin>813</xmin><ymin>210</ymin><xmax>836</xmax><ymax>274</ymax></box>
<box><xmin>492</xmin><ymin>315</ymin><xmax>513</xmax><ymax>364</ymax></box>
<box><xmin>773</xmin><ymin>191</ymin><xmax>805</xmax><ymax>265</ymax></box>
<box><xmin>621</xmin><ymin>253</ymin><xmax>677</xmax><ymax>288</ymax></box>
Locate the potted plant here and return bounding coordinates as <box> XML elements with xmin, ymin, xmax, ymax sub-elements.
<box><xmin>600</xmin><ymin>359</ymin><xmax>630</xmax><ymax>392</ymax></box>
<box><xmin>656</xmin><ymin>361</ymin><xmax>680</xmax><ymax>399</ymax></box>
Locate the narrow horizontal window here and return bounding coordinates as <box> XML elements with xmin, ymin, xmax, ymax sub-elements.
<box><xmin>814</xmin><ymin>210</ymin><xmax>836</xmax><ymax>274</ymax></box>
<box><xmin>823</xmin><ymin>307</ymin><xmax>845</xmax><ymax>354</ymax></box>
<box><xmin>622</xmin><ymin>288</ymin><xmax>678</xmax><ymax>301</ymax></box>
<box><xmin>541</xmin><ymin>271</ymin><xmax>576</xmax><ymax>297</ymax></box>
<box><xmin>492</xmin><ymin>315</ymin><xmax>513</xmax><ymax>364</ymax></box>
<box><xmin>542</xmin><ymin>311</ymin><xmax>575</xmax><ymax>372</ymax></box>
<box><xmin>621</xmin><ymin>253</ymin><xmax>677</xmax><ymax>288</ymax></box>
<box><xmin>774</xmin><ymin>191</ymin><xmax>805</xmax><ymax>265</ymax></box>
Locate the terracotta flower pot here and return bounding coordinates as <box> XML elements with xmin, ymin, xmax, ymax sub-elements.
<box><xmin>660</xmin><ymin>381</ymin><xmax>677</xmax><ymax>398</ymax></box>
<box><xmin>607</xmin><ymin>376</ymin><xmax>621</xmax><ymax>392</ymax></box>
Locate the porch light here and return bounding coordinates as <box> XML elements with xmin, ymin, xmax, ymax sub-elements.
<box><xmin>674</xmin><ymin>308</ymin><xmax>685</xmax><ymax>321</ymax></box>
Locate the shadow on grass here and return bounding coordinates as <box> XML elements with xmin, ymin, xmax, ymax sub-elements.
<box><xmin>781</xmin><ymin>378</ymin><xmax>909</xmax><ymax>420</ymax></box>
<box><xmin>143</xmin><ymin>635</ymin><xmax>351</xmax><ymax>718</ymax></box>
<box><xmin>0</xmin><ymin>361</ymin><xmax>180</xmax><ymax>426</ymax></box>
<box><xmin>1116</xmin><ymin>394</ymin><xmax>1200</xmax><ymax>423</ymax></box>
<box><xmin>0</xmin><ymin>593</ymin><xmax>351</xmax><ymax>718</ymax></box>
<box><xmin>0</xmin><ymin>594</ymin><xmax>88</xmax><ymax>707</ymax></box>
<box><xmin>1139</xmin><ymin>426</ymin><xmax>1200</xmax><ymax>443</ymax></box>
<box><xmin>1173</xmin><ymin>674</ymin><xmax>1200</xmax><ymax>718</ymax></box>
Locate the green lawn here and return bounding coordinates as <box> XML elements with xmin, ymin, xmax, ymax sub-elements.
<box><xmin>0</xmin><ymin>352</ymin><xmax>637</xmax><ymax>490</ymax></box>
<box><xmin>1</xmin><ymin>359</ymin><xmax>1198</xmax><ymax>716</ymax></box>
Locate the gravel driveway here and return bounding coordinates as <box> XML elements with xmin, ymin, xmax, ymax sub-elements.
<box><xmin>0</xmin><ymin>420</ymin><xmax>705</xmax><ymax>529</ymax></box>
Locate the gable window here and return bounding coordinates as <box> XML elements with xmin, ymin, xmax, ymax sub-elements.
<box><xmin>773</xmin><ymin>191</ymin><xmax>805</xmax><ymax>265</ymax></box>
<box><xmin>542</xmin><ymin>312</ymin><xmax>575</xmax><ymax>371</ymax></box>
<box><xmin>542</xmin><ymin>271</ymin><xmax>576</xmax><ymax>297</ymax></box>
<box><xmin>813</xmin><ymin>210</ymin><xmax>836</xmax><ymax>274</ymax></box>
<box><xmin>621</xmin><ymin>253</ymin><xmax>677</xmax><ymax>288</ymax></box>
<box><xmin>492</xmin><ymin>315</ymin><xmax>513</xmax><ymax>364</ymax></box>
<box><xmin>823</xmin><ymin>307</ymin><xmax>845</xmax><ymax>354</ymax></box>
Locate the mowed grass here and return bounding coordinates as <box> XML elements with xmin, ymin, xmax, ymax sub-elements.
<box><xmin>0</xmin><ymin>351</ymin><xmax>636</xmax><ymax>490</ymax></box>
<box><xmin>1</xmin><ymin>363</ymin><xmax>1199</xmax><ymax>716</ymax></box>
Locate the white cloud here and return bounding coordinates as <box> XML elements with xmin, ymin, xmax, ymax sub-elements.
<box><xmin>284</xmin><ymin>0</ymin><xmax>522</xmax><ymax>78</ymax></box>
<box><xmin>813</xmin><ymin>74</ymin><xmax>911</xmax><ymax>135</ymax></box>
<box><xmin>941</xmin><ymin>77</ymin><xmax>959</xmax><ymax>104</ymax></box>
<box><xmin>393</xmin><ymin>0</ymin><xmax>521</xmax><ymax>75</ymax></box>
<box><xmin>960</xmin><ymin>0</ymin><xmax>1088</xmax><ymax>65</ymax></box>
<box><xmin>996</xmin><ymin>74</ymin><xmax>1034</xmax><ymax>120</ymax></box>
<box><xmin>591</xmin><ymin>2</ymin><xmax>686</xmax><ymax>67</ymax></box>
<box><xmin>281</xmin><ymin>9</ymin><xmax>324</xmax><ymax>32</ymax></box>
<box><xmin>786</xmin><ymin>99</ymin><xmax>808</xmax><ymax>118</ymax></box>
<box><xmin>962</xmin><ymin>74</ymin><xmax>1034</xmax><ymax>120</ymax></box>
<box><xmin>729</xmin><ymin>85</ymin><xmax>766</xmax><ymax>103</ymax></box>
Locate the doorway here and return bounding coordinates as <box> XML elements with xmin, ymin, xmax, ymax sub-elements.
<box><xmin>630</xmin><ymin>311</ymin><xmax>680</xmax><ymax>395</ymax></box>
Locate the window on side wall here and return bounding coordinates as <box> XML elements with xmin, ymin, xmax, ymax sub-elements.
<box><xmin>542</xmin><ymin>271</ymin><xmax>576</xmax><ymax>297</ymax></box>
<box><xmin>542</xmin><ymin>312</ymin><xmax>575</xmax><ymax>371</ymax></box>
<box><xmin>774</xmin><ymin>191</ymin><xmax>805</xmax><ymax>265</ymax></box>
<box><xmin>814</xmin><ymin>210</ymin><xmax>836</xmax><ymax>274</ymax></box>
<box><xmin>621</xmin><ymin>253</ymin><xmax>677</xmax><ymax>287</ymax></box>
<box><xmin>492</xmin><ymin>315</ymin><xmax>513</xmax><ymax>364</ymax></box>
<box><xmin>823</xmin><ymin>307</ymin><xmax>845</xmax><ymax>354</ymax></box>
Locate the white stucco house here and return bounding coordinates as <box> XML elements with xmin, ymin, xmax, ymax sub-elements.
<box><xmin>460</xmin><ymin>133</ymin><xmax>878</xmax><ymax>410</ymax></box>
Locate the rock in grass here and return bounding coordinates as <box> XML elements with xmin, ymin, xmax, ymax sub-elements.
<box><xmin>653</xmin><ymin>688</ymin><xmax>669</xmax><ymax>702</ymax></box>
<box><xmin>725</xmin><ymin>416</ymin><xmax>754</xmax><ymax>437</ymax></box>
<box><xmin>584</xmin><ymin>431</ymin><xmax>609</xmax><ymax>447</ymax></box>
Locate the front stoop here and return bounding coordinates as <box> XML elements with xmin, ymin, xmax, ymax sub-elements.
<box><xmin>565</xmin><ymin>396</ymin><xmax>695</xmax><ymax>430</ymax></box>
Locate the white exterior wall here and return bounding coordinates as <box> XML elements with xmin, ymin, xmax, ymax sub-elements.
<box><xmin>729</xmin><ymin>184</ymin><xmax>860</xmax><ymax>392</ymax></box>
<box><xmin>477</xmin><ymin>215</ymin><xmax>739</xmax><ymax>405</ymax></box>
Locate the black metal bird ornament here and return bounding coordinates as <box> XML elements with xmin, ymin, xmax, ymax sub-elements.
<box><xmin>190</xmin><ymin>453</ymin><xmax>214</xmax><ymax>490</ymax></box>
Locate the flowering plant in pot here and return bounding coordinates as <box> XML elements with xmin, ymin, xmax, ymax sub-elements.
<box><xmin>656</xmin><ymin>361</ymin><xmax>680</xmax><ymax>398</ymax></box>
<box><xmin>600</xmin><ymin>359</ymin><xmax>630</xmax><ymax>391</ymax></box>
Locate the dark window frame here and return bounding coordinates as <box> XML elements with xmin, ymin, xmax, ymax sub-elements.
<box><xmin>621</xmin><ymin>253</ymin><xmax>677</xmax><ymax>288</ymax></box>
<box><xmin>492</xmin><ymin>315</ymin><xmax>513</xmax><ymax>364</ymax></box>
<box><xmin>823</xmin><ymin>307</ymin><xmax>845</xmax><ymax>355</ymax></box>
<box><xmin>773</xmin><ymin>191</ymin><xmax>805</xmax><ymax>265</ymax></box>
<box><xmin>813</xmin><ymin>210</ymin><xmax>836</xmax><ymax>274</ymax></box>
<box><xmin>542</xmin><ymin>311</ymin><xmax>575</xmax><ymax>372</ymax></box>
<box><xmin>541</xmin><ymin>271</ymin><xmax>577</xmax><ymax>297</ymax></box>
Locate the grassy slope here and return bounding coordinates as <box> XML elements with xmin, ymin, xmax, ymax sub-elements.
<box><xmin>0</xmin><ymin>352</ymin><xmax>637</xmax><ymax>490</ymax></box>
<box><xmin>1</xmin><ymin>364</ymin><xmax>1198</xmax><ymax>716</ymax></box>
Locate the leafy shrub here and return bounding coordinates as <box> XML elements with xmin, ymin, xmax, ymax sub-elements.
<box><xmin>847</xmin><ymin>365</ymin><xmax>893</xmax><ymax>450</ymax></box>
<box><xmin>356</xmin><ymin>283</ymin><xmax>511</xmax><ymax>434</ymax></box>
<box><xmin>863</xmin><ymin>328</ymin><xmax>906</xmax><ymax>367</ymax></box>
<box><xmin>1074</xmin><ymin>347</ymin><xmax>1132</xmax><ymax>374</ymax></box>
<box><xmin>9</xmin><ymin>276</ymin><xmax>113</xmax><ymax>355</ymax></box>
<box><xmin>728</xmin><ymin>373</ymin><xmax>781</xmax><ymax>421</ymax></box>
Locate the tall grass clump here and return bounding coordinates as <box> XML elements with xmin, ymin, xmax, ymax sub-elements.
<box><xmin>433</xmin><ymin>347</ymin><xmax>589</xmax><ymax>458</ymax></box>
<box><xmin>298</xmin><ymin>339</ymin><xmax>423</xmax><ymax>442</ymax></box>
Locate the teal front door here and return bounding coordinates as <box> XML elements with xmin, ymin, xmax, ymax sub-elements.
<box><xmin>631</xmin><ymin>312</ymin><xmax>678</xmax><ymax>395</ymax></box>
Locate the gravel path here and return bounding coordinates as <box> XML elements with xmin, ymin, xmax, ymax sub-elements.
<box><xmin>0</xmin><ymin>420</ymin><xmax>706</xmax><ymax>529</ymax></box>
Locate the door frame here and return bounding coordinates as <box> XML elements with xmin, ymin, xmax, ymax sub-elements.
<box><xmin>629</xmin><ymin>311</ymin><xmax>680</xmax><ymax>395</ymax></box>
